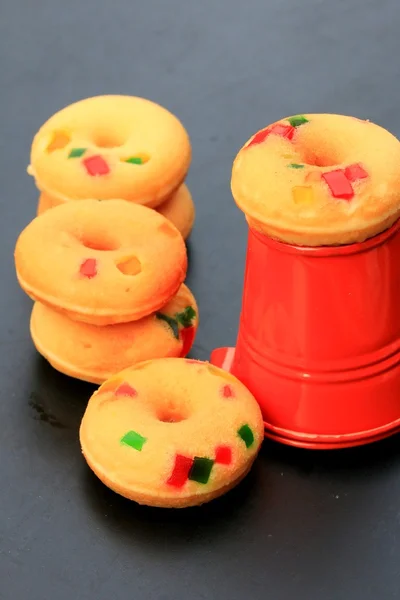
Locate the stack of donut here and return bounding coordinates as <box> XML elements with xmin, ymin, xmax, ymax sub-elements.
<box><xmin>28</xmin><ymin>95</ymin><xmax>195</xmax><ymax>240</ymax></box>
<box><xmin>14</xmin><ymin>199</ymin><xmax>264</xmax><ymax>509</ymax></box>
<box><xmin>14</xmin><ymin>199</ymin><xmax>198</xmax><ymax>384</ymax></box>
<box><xmin>13</xmin><ymin>96</ymin><xmax>267</xmax><ymax>509</ymax></box>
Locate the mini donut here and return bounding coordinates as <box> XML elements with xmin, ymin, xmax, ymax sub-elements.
<box><xmin>15</xmin><ymin>199</ymin><xmax>187</xmax><ymax>325</ymax></box>
<box><xmin>37</xmin><ymin>191</ymin><xmax>60</xmax><ymax>214</ymax></box>
<box><xmin>231</xmin><ymin>114</ymin><xmax>400</xmax><ymax>246</ymax></box>
<box><xmin>79</xmin><ymin>358</ymin><xmax>264</xmax><ymax>507</ymax></box>
<box><xmin>37</xmin><ymin>183</ymin><xmax>195</xmax><ymax>241</ymax></box>
<box><xmin>30</xmin><ymin>284</ymin><xmax>198</xmax><ymax>384</ymax></box>
<box><xmin>28</xmin><ymin>95</ymin><xmax>191</xmax><ymax>209</ymax></box>
<box><xmin>157</xmin><ymin>184</ymin><xmax>195</xmax><ymax>240</ymax></box>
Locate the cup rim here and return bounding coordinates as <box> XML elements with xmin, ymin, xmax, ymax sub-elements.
<box><xmin>251</xmin><ymin>217</ymin><xmax>400</xmax><ymax>257</ymax></box>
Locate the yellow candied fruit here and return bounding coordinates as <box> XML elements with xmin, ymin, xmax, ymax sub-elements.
<box><xmin>207</xmin><ymin>363</ymin><xmax>238</xmax><ymax>383</ymax></box>
<box><xmin>292</xmin><ymin>186</ymin><xmax>314</xmax><ymax>206</ymax></box>
<box><xmin>46</xmin><ymin>130</ymin><xmax>71</xmax><ymax>153</ymax></box>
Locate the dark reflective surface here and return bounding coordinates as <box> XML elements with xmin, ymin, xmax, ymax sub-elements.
<box><xmin>2</xmin><ymin>1</ymin><xmax>400</xmax><ymax>598</ymax></box>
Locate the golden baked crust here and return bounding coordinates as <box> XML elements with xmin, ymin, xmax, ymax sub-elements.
<box><xmin>29</xmin><ymin>95</ymin><xmax>191</xmax><ymax>209</ymax></box>
<box><xmin>79</xmin><ymin>358</ymin><xmax>264</xmax><ymax>507</ymax></box>
<box><xmin>231</xmin><ymin>114</ymin><xmax>400</xmax><ymax>246</ymax></box>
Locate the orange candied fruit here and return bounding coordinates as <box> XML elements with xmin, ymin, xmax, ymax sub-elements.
<box><xmin>46</xmin><ymin>130</ymin><xmax>71</xmax><ymax>153</ymax></box>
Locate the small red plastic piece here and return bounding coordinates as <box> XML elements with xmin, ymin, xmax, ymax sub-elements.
<box><xmin>83</xmin><ymin>155</ymin><xmax>110</xmax><ymax>176</ymax></box>
<box><xmin>344</xmin><ymin>163</ymin><xmax>368</xmax><ymax>182</ymax></box>
<box><xmin>221</xmin><ymin>384</ymin><xmax>235</xmax><ymax>398</ymax></box>
<box><xmin>322</xmin><ymin>170</ymin><xmax>354</xmax><ymax>200</ymax></box>
<box><xmin>215</xmin><ymin>445</ymin><xmax>232</xmax><ymax>465</ymax></box>
<box><xmin>115</xmin><ymin>382</ymin><xmax>137</xmax><ymax>397</ymax></box>
<box><xmin>79</xmin><ymin>258</ymin><xmax>97</xmax><ymax>278</ymax></box>
<box><xmin>167</xmin><ymin>455</ymin><xmax>194</xmax><ymax>487</ymax></box>
<box><xmin>180</xmin><ymin>325</ymin><xmax>196</xmax><ymax>358</ymax></box>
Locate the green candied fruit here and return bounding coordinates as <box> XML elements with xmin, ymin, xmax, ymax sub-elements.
<box><xmin>189</xmin><ymin>457</ymin><xmax>214</xmax><ymax>484</ymax></box>
<box><xmin>238</xmin><ymin>424</ymin><xmax>254</xmax><ymax>448</ymax></box>
<box><xmin>125</xmin><ymin>156</ymin><xmax>144</xmax><ymax>165</ymax></box>
<box><xmin>176</xmin><ymin>306</ymin><xmax>196</xmax><ymax>328</ymax></box>
<box><xmin>156</xmin><ymin>312</ymin><xmax>179</xmax><ymax>339</ymax></box>
<box><xmin>120</xmin><ymin>430</ymin><xmax>147</xmax><ymax>451</ymax></box>
<box><xmin>287</xmin><ymin>163</ymin><xmax>305</xmax><ymax>169</ymax></box>
<box><xmin>68</xmin><ymin>147</ymin><xmax>87</xmax><ymax>158</ymax></box>
<box><xmin>288</xmin><ymin>115</ymin><xmax>309</xmax><ymax>127</ymax></box>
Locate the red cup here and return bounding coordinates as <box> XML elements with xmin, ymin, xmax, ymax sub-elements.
<box><xmin>211</xmin><ymin>219</ymin><xmax>400</xmax><ymax>449</ymax></box>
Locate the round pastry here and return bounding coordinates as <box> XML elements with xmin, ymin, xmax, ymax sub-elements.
<box><xmin>157</xmin><ymin>184</ymin><xmax>195</xmax><ymax>241</ymax></box>
<box><xmin>37</xmin><ymin>191</ymin><xmax>59</xmax><ymax>214</ymax></box>
<box><xmin>15</xmin><ymin>199</ymin><xmax>187</xmax><ymax>325</ymax></box>
<box><xmin>231</xmin><ymin>113</ymin><xmax>400</xmax><ymax>246</ymax></box>
<box><xmin>80</xmin><ymin>358</ymin><xmax>264</xmax><ymax>507</ymax></box>
<box><xmin>37</xmin><ymin>183</ymin><xmax>195</xmax><ymax>240</ymax></box>
<box><xmin>30</xmin><ymin>284</ymin><xmax>198</xmax><ymax>384</ymax></box>
<box><xmin>28</xmin><ymin>95</ymin><xmax>191</xmax><ymax>209</ymax></box>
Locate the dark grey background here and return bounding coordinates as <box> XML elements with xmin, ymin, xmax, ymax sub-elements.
<box><xmin>1</xmin><ymin>0</ymin><xmax>400</xmax><ymax>598</ymax></box>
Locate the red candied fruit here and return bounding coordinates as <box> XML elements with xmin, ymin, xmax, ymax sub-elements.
<box><xmin>344</xmin><ymin>163</ymin><xmax>368</xmax><ymax>182</ymax></box>
<box><xmin>221</xmin><ymin>384</ymin><xmax>235</xmax><ymax>398</ymax></box>
<box><xmin>180</xmin><ymin>325</ymin><xmax>196</xmax><ymax>358</ymax></box>
<box><xmin>115</xmin><ymin>382</ymin><xmax>137</xmax><ymax>397</ymax></box>
<box><xmin>322</xmin><ymin>170</ymin><xmax>354</xmax><ymax>200</ymax></box>
<box><xmin>167</xmin><ymin>454</ymin><xmax>194</xmax><ymax>488</ymax></box>
<box><xmin>269</xmin><ymin>123</ymin><xmax>295</xmax><ymax>140</ymax></box>
<box><xmin>79</xmin><ymin>258</ymin><xmax>97</xmax><ymax>278</ymax></box>
<box><xmin>215</xmin><ymin>445</ymin><xmax>232</xmax><ymax>465</ymax></box>
<box><xmin>83</xmin><ymin>155</ymin><xmax>110</xmax><ymax>176</ymax></box>
<box><xmin>247</xmin><ymin>123</ymin><xmax>295</xmax><ymax>148</ymax></box>
<box><xmin>248</xmin><ymin>128</ymin><xmax>270</xmax><ymax>147</ymax></box>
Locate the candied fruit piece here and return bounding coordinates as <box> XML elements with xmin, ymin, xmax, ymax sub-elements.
<box><xmin>292</xmin><ymin>186</ymin><xmax>314</xmax><ymax>206</ymax></box>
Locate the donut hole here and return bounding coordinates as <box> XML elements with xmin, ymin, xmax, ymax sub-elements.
<box><xmin>156</xmin><ymin>402</ymin><xmax>190</xmax><ymax>423</ymax></box>
<box><xmin>302</xmin><ymin>150</ymin><xmax>339</xmax><ymax>167</ymax></box>
<box><xmin>80</xmin><ymin>233</ymin><xmax>120</xmax><ymax>251</ymax></box>
<box><xmin>157</xmin><ymin>410</ymin><xmax>186</xmax><ymax>423</ymax></box>
<box><xmin>297</xmin><ymin>133</ymin><xmax>343</xmax><ymax>168</ymax></box>
<box><xmin>116</xmin><ymin>255</ymin><xmax>142</xmax><ymax>276</ymax></box>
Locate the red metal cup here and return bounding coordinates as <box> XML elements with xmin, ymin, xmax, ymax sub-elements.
<box><xmin>211</xmin><ymin>219</ymin><xmax>400</xmax><ymax>449</ymax></box>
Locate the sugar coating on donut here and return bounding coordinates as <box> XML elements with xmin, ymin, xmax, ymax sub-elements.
<box><xmin>232</xmin><ymin>113</ymin><xmax>400</xmax><ymax>246</ymax></box>
<box><xmin>79</xmin><ymin>358</ymin><xmax>264</xmax><ymax>507</ymax></box>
